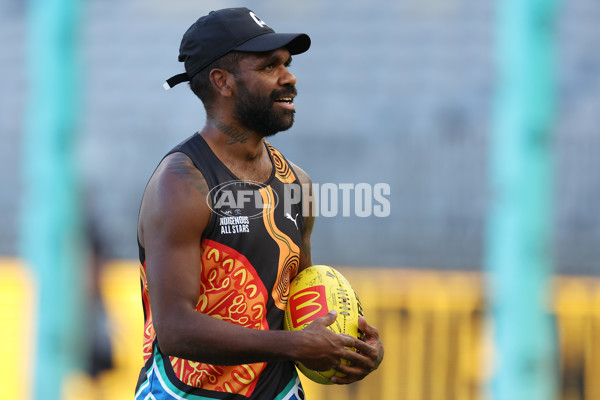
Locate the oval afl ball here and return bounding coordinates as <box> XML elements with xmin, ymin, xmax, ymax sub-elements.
<box><xmin>284</xmin><ymin>265</ymin><xmax>364</xmax><ymax>384</ymax></box>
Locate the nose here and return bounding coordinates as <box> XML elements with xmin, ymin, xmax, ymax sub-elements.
<box><xmin>280</xmin><ymin>66</ymin><xmax>297</xmax><ymax>86</ymax></box>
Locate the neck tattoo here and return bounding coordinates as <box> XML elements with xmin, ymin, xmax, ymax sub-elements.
<box><xmin>215</xmin><ymin>119</ymin><xmax>249</xmax><ymax>145</ymax></box>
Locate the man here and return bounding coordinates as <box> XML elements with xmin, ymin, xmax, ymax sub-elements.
<box><xmin>135</xmin><ymin>8</ymin><xmax>383</xmax><ymax>400</ymax></box>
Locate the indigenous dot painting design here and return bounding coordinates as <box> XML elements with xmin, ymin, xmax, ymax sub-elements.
<box><xmin>140</xmin><ymin>262</ymin><xmax>155</xmax><ymax>360</ymax></box>
<box><xmin>169</xmin><ymin>240</ymin><xmax>270</xmax><ymax>396</ymax></box>
<box><xmin>260</xmin><ymin>185</ymin><xmax>300</xmax><ymax>310</ymax></box>
<box><xmin>266</xmin><ymin>142</ymin><xmax>296</xmax><ymax>184</ymax></box>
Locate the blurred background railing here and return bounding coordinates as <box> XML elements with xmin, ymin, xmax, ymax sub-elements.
<box><xmin>2</xmin><ymin>259</ymin><xmax>599</xmax><ymax>400</ymax></box>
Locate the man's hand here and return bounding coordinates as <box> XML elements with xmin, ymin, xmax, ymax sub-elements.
<box><xmin>292</xmin><ymin>311</ymin><xmax>384</xmax><ymax>385</ymax></box>
<box><xmin>330</xmin><ymin>316</ymin><xmax>384</xmax><ymax>385</ymax></box>
<box><xmin>294</xmin><ymin>311</ymin><xmax>358</xmax><ymax>372</ymax></box>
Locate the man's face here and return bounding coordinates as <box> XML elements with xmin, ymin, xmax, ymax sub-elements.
<box><xmin>233</xmin><ymin>48</ymin><xmax>298</xmax><ymax>137</ymax></box>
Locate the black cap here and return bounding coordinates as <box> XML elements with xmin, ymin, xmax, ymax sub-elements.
<box><xmin>164</xmin><ymin>8</ymin><xmax>311</xmax><ymax>90</ymax></box>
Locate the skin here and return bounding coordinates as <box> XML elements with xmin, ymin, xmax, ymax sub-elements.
<box><xmin>138</xmin><ymin>47</ymin><xmax>383</xmax><ymax>384</ymax></box>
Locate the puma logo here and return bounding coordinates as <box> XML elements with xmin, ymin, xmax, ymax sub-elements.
<box><xmin>285</xmin><ymin>212</ymin><xmax>299</xmax><ymax>230</ymax></box>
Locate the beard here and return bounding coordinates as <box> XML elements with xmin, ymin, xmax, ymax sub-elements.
<box><xmin>234</xmin><ymin>80</ymin><xmax>297</xmax><ymax>138</ymax></box>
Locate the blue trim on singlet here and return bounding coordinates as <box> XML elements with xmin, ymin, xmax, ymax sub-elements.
<box><xmin>134</xmin><ymin>347</ymin><xmax>212</xmax><ymax>400</ymax></box>
<box><xmin>135</xmin><ymin>346</ymin><xmax>305</xmax><ymax>400</ymax></box>
<box><xmin>273</xmin><ymin>376</ymin><xmax>304</xmax><ymax>400</ymax></box>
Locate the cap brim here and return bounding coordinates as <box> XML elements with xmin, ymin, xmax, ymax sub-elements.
<box><xmin>234</xmin><ymin>33</ymin><xmax>311</xmax><ymax>55</ymax></box>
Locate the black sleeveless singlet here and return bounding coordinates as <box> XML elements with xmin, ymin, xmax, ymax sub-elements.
<box><xmin>135</xmin><ymin>133</ymin><xmax>306</xmax><ymax>400</ymax></box>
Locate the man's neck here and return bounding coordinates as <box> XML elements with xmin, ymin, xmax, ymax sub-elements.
<box><xmin>202</xmin><ymin>116</ymin><xmax>266</xmax><ymax>160</ymax></box>
<box><xmin>199</xmin><ymin>117</ymin><xmax>274</xmax><ymax>182</ymax></box>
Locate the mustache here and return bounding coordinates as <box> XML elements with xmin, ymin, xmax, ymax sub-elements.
<box><xmin>271</xmin><ymin>85</ymin><xmax>297</xmax><ymax>101</ymax></box>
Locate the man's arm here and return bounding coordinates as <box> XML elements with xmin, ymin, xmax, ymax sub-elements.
<box><xmin>138</xmin><ymin>153</ymin><xmax>365</xmax><ymax>370</ymax></box>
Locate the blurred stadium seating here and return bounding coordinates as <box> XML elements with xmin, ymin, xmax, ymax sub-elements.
<box><xmin>1</xmin><ymin>0</ymin><xmax>600</xmax><ymax>274</ymax></box>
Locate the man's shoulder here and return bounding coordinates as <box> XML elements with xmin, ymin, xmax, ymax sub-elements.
<box><xmin>288</xmin><ymin>161</ymin><xmax>311</xmax><ymax>186</ymax></box>
<box><xmin>138</xmin><ymin>151</ymin><xmax>212</xmax><ymax>248</ymax></box>
<box><xmin>151</xmin><ymin>152</ymin><xmax>210</xmax><ymax>197</ymax></box>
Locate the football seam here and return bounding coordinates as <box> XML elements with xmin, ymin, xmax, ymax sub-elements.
<box><xmin>330</xmin><ymin>267</ymin><xmax>350</xmax><ymax>337</ymax></box>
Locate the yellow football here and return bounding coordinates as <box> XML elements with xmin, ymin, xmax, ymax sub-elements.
<box><xmin>284</xmin><ymin>265</ymin><xmax>364</xmax><ymax>384</ymax></box>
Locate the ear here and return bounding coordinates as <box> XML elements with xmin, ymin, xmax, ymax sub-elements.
<box><xmin>209</xmin><ymin>69</ymin><xmax>235</xmax><ymax>97</ymax></box>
